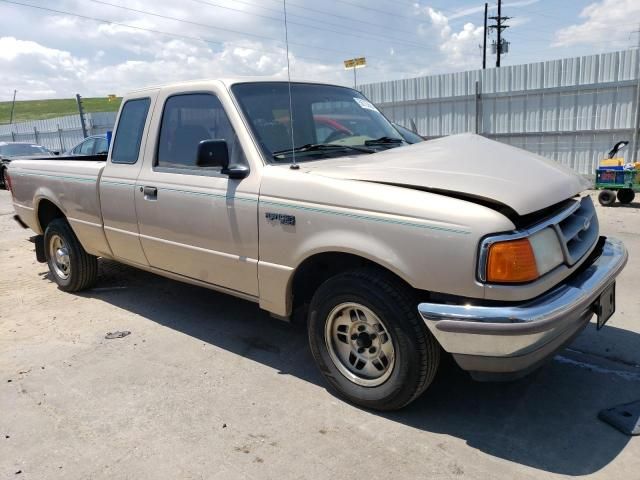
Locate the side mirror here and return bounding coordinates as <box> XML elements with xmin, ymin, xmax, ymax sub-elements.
<box><xmin>196</xmin><ymin>139</ymin><xmax>249</xmax><ymax>179</ymax></box>
<box><xmin>197</xmin><ymin>139</ymin><xmax>229</xmax><ymax>168</ymax></box>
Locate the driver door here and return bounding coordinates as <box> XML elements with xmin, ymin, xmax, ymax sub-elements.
<box><xmin>134</xmin><ymin>89</ymin><xmax>259</xmax><ymax>295</ymax></box>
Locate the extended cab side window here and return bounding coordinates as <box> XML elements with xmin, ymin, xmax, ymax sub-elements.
<box><xmin>111</xmin><ymin>98</ymin><xmax>151</xmax><ymax>164</ymax></box>
<box><xmin>156</xmin><ymin>93</ymin><xmax>245</xmax><ymax>170</ymax></box>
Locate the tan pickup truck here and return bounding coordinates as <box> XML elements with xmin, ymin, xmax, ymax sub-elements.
<box><xmin>7</xmin><ymin>79</ymin><xmax>627</xmax><ymax>410</ymax></box>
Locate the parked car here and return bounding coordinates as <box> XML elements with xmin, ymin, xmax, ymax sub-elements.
<box><xmin>313</xmin><ymin>116</ymin><xmax>424</xmax><ymax>145</ymax></box>
<box><xmin>7</xmin><ymin>79</ymin><xmax>627</xmax><ymax>410</ymax></box>
<box><xmin>65</xmin><ymin>134</ymin><xmax>109</xmax><ymax>156</ymax></box>
<box><xmin>0</xmin><ymin>142</ymin><xmax>53</xmax><ymax>189</ymax></box>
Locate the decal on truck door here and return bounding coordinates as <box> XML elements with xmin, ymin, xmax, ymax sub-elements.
<box><xmin>265</xmin><ymin>212</ymin><xmax>296</xmax><ymax>226</ymax></box>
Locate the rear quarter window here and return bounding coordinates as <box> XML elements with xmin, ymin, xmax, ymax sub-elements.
<box><xmin>111</xmin><ymin>98</ymin><xmax>151</xmax><ymax>164</ymax></box>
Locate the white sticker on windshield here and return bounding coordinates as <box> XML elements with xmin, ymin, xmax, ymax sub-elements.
<box><xmin>354</xmin><ymin>97</ymin><xmax>378</xmax><ymax>111</ymax></box>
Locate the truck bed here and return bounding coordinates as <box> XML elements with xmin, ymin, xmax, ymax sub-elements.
<box><xmin>9</xmin><ymin>153</ymin><xmax>107</xmax><ymax>162</ymax></box>
<box><xmin>9</xmin><ymin>156</ymin><xmax>110</xmax><ymax>257</ymax></box>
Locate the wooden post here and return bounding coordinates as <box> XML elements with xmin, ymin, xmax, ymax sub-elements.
<box><xmin>632</xmin><ymin>48</ymin><xmax>640</xmax><ymax>163</ymax></box>
<box><xmin>475</xmin><ymin>80</ymin><xmax>482</xmax><ymax>134</ymax></box>
<box><xmin>57</xmin><ymin>124</ymin><xmax>64</xmax><ymax>151</ymax></box>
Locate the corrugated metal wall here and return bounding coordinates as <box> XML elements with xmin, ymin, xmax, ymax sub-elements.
<box><xmin>0</xmin><ymin>112</ymin><xmax>117</xmax><ymax>152</ymax></box>
<box><xmin>361</xmin><ymin>49</ymin><xmax>640</xmax><ymax>175</ymax></box>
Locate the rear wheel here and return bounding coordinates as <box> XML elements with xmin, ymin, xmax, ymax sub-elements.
<box><xmin>617</xmin><ymin>188</ymin><xmax>635</xmax><ymax>205</ymax></box>
<box><xmin>598</xmin><ymin>190</ymin><xmax>616</xmax><ymax>207</ymax></box>
<box><xmin>44</xmin><ymin>218</ymin><xmax>98</xmax><ymax>291</ymax></box>
<box><xmin>308</xmin><ymin>269</ymin><xmax>440</xmax><ymax>411</ymax></box>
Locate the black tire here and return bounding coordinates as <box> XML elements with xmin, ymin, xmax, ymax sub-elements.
<box><xmin>0</xmin><ymin>167</ymin><xmax>6</xmax><ymax>190</ymax></box>
<box><xmin>44</xmin><ymin>218</ymin><xmax>98</xmax><ymax>292</ymax></box>
<box><xmin>308</xmin><ymin>268</ymin><xmax>440</xmax><ymax>411</ymax></box>
<box><xmin>598</xmin><ymin>190</ymin><xmax>616</xmax><ymax>207</ymax></box>
<box><xmin>617</xmin><ymin>188</ymin><xmax>635</xmax><ymax>205</ymax></box>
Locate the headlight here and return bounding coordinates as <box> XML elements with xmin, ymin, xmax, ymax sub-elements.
<box><xmin>483</xmin><ymin>228</ymin><xmax>564</xmax><ymax>283</ymax></box>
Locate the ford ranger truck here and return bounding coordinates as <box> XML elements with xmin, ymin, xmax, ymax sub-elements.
<box><xmin>7</xmin><ymin>79</ymin><xmax>627</xmax><ymax>411</ymax></box>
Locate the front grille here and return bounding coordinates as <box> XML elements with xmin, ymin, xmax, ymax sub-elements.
<box><xmin>554</xmin><ymin>196</ymin><xmax>599</xmax><ymax>266</ymax></box>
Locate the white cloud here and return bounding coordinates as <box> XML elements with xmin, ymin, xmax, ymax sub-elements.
<box><xmin>553</xmin><ymin>0</ymin><xmax>640</xmax><ymax>48</ymax></box>
<box><xmin>417</xmin><ymin>8</ymin><xmax>484</xmax><ymax>70</ymax></box>
<box><xmin>0</xmin><ymin>31</ymin><xmax>341</xmax><ymax>100</ymax></box>
<box><xmin>0</xmin><ymin>37</ymin><xmax>89</xmax><ymax>99</ymax></box>
<box><xmin>0</xmin><ymin>0</ymin><xmax>615</xmax><ymax>101</ymax></box>
<box><xmin>0</xmin><ymin>37</ymin><xmax>81</xmax><ymax>66</ymax></box>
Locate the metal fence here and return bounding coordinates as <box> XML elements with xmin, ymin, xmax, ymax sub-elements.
<box><xmin>361</xmin><ymin>49</ymin><xmax>640</xmax><ymax>175</ymax></box>
<box><xmin>0</xmin><ymin>111</ymin><xmax>117</xmax><ymax>153</ymax></box>
<box><xmin>3</xmin><ymin>49</ymin><xmax>639</xmax><ymax>171</ymax></box>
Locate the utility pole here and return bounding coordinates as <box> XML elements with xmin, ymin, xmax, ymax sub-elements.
<box><xmin>75</xmin><ymin>93</ymin><xmax>88</xmax><ymax>139</ymax></box>
<box><xmin>8</xmin><ymin>90</ymin><xmax>17</xmax><ymax>124</ymax></box>
<box><xmin>632</xmin><ymin>25</ymin><xmax>640</xmax><ymax>163</ymax></box>
<box><xmin>489</xmin><ymin>0</ymin><xmax>511</xmax><ymax>68</ymax></box>
<box><xmin>482</xmin><ymin>3</ymin><xmax>488</xmax><ymax>69</ymax></box>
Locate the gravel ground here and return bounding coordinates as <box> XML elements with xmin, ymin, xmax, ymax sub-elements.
<box><xmin>1</xmin><ymin>189</ymin><xmax>640</xmax><ymax>480</ymax></box>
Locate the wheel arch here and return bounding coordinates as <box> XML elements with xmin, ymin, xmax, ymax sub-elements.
<box><xmin>288</xmin><ymin>250</ymin><xmax>417</xmax><ymax>321</ymax></box>
<box><xmin>35</xmin><ymin>197</ymin><xmax>66</xmax><ymax>234</ymax></box>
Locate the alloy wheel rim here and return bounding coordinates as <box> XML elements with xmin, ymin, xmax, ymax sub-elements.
<box><xmin>324</xmin><ymin>302</ymin><xmax>395</xmax><ymax>387</ymax></box>
<box><xmin>49</xmin><ymin>234</ymin><xmax>70</xmax><ymax>280</ymax></box>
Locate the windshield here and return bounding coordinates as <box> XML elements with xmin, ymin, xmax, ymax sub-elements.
<box><xmin>0</xmin><ymin>143</ymin><xmax>50</xmax><ymax>157</ymax></box>
<box><xmin>231</xmin><ymin>82</ymin><xmax>404</xmax><ymax>163</ymax></box>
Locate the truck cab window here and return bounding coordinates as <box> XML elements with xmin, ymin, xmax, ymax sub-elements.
<box><xmin>111</xmin><ymin>98</ymin><xmax>151</xmax><ymax>164</ymax></box>
<box><xmin>156</xmin><ymin>93</ymin><xmax>245</xmax><ymax>170</ymax></box>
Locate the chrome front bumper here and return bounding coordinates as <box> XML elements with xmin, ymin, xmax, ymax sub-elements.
<box><xmin>418</xmin><ymin>237</ymin><xmax>628</xmax><ymax>379</ymax></box>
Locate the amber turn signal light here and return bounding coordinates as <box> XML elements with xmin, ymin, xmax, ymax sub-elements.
<box><xmin>486</xmin><ymin>238</ymin><xmax>539</xmax><ymax>283</ymax></box>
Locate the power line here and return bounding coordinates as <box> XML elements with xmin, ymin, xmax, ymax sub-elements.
<box><xmin>185</xmin><ymin>0</ymin><xmax>438</xmax><ymax>51</ymax></box>
<box><xmin>190</xmin><ymin>0</ymin><xmax>417</xmax><ymax>40</ymax></box>
<box><xmin>306</xmin><ymin>0</ymin><xmax>421</xmax><ymax>19</ymax></box>
<box><xmin>84</xmin><ymin>0</ymin><xmax>450</xmax><ymax>61</ymax></box>
<box><xmin>0</xmin><ymin>0</ymin><xmax>338</xmax><ymax>64</ymax></box>
<box><xmin>263</xmin><ymin>0</ymin><xmax>462</xmax><ymax>25</ymax></box>
<box><xmin>86</xmin><ymin>0</ymin><xmax>364</xmax><ymax>57</ymax></box>
<box><xmin>236</xmin><ymin>0</ymin><xmax>409</xmax><ymax>32</ymax></box>
<box><xmin>511</xmin><ymin>21</ymin><xmax>640</xmax><ymax>38</ymax></box>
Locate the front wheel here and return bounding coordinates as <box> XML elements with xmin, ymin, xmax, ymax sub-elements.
<box><xmin>308</xmin><ymin>269</ymin><xmax>440</xmax><ymax>411</ymax></box>
<box><xmin>44</xmin><ymin>218</ymin><xmax>98</xmax><ymax>291</ymax></box>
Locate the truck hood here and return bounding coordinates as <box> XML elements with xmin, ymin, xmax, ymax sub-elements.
<box><xmin>303</xmin><ymin>133</ymin><xmax>590</xmax><ymax>216</ymax></box>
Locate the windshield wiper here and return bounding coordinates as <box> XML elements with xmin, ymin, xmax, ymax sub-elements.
<box><xmin>272</xmin><ymin>143</ymin><xmax>375</xmax><ymax>158</ymax></box>
<box><xmin>364</xmin><ymin>136</ymin><xmax>405</xmax><ymax>146</ymax></box>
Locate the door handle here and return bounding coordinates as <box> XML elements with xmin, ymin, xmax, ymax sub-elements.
<box><xmin>142</xmin><ymin>186</ymin><xmax>158</xmax><ymax>200</ymax></box>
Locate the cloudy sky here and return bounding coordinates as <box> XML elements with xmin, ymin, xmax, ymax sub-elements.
<box><xmin>0</xmin><ymin>0</ymin><xmax>638</xmax><ymax>100</ymax></box>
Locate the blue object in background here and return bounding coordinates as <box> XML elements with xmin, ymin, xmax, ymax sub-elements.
<box><xmin>106</xmin><ymin>131</ymin><xmax>112</xmax><ymax>148</ymax></box>
<box><xmin>599</xmin><ymin>165</ymin><xmax>624</xmax><ymax>171</ymax></box>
